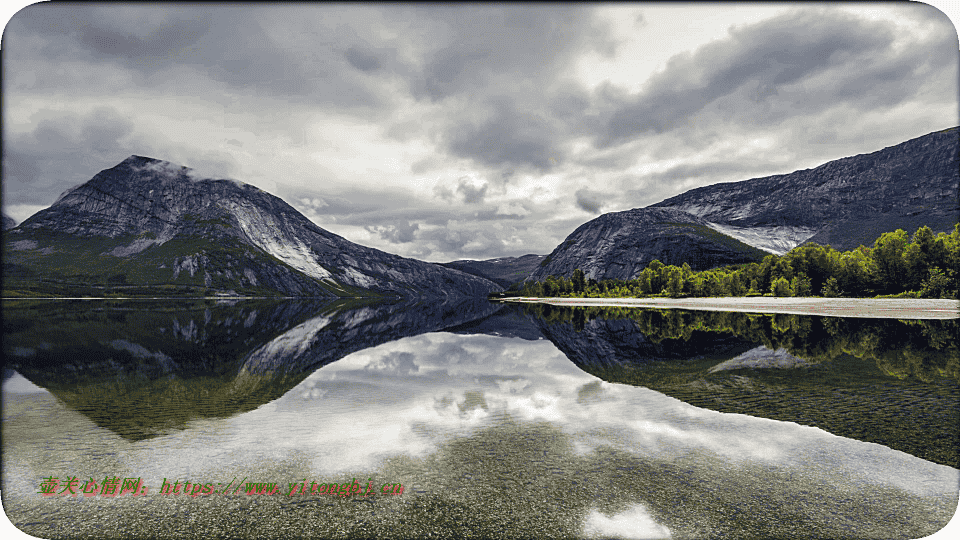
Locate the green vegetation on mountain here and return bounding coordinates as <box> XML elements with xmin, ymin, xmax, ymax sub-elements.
<box><xmin>2</xmin><ymin>230</ymin><xmax>373</xmax><ymax>298</ymax></box>
<box><xmin>504</xmin><ymin>224</ymin><xmax>960</xmax><ymax>300</ymax></box>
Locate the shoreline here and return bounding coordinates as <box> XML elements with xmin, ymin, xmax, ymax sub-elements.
<box><xmin>497</xmin><ymin>296</ymin><xmax>960</xmax><ymax>320</ymax></box>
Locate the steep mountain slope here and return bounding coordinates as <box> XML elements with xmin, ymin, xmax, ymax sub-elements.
<box><xmin>653</xmin><ymin>127</ymin><xmax>959</xmax><ymax>253</ymax></box>
<box><xmin>3</xmin><ymin>156</ymin><xmax>500</xmax><ymax>297</ymax></box>
<box><xmin>440</xmin><ymin>254</ymin><xmax>546</xmax><ymax>287</ymax></box>
<box><xmin>2</xmin><ymin>214</ymin><xmax>16</xmax><ymax>230</ymax></box>
<box><xmin>529</xmin><ymin>207</ymin><xmax>767</xmax><ymax>282</ymax></box>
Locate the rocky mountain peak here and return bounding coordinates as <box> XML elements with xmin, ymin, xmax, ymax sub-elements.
<box><xmin>6</xmin><ymin>156</ymin><xmax>501</xmax><ymax>298</ymax></box>
<box><xmin>530</xmin><ymin>206</ymin><xmax>767</xmax><ymax>282</ymax></box>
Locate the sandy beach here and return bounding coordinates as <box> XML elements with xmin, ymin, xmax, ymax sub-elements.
<box><xmin>498</xmin><ymin>296</ymin><xmax>960</xmax><ymax>319</ymax></box>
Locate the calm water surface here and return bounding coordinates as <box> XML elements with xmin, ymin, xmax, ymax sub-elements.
<box><xmin>3</xmin><ymin>298</ymin><xmax>958</xmax><ymax>539</ymax></box>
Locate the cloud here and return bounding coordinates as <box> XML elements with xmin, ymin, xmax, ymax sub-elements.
<box><xmin>409</xmin><ymin>5</ymin><xmax>617</xmax><ymax>101</ymax></box>
<box><xmin>455</xmin><ymin>176</ymin><xmax>488</xmax><ymax>204</ymax></box>
<box><xmin>367</xmin><ymin>220</ymin><xmax>420</xmax><ymax>244</ymax></box>
<box><xmin>432</xmin><ymin>184</ymin><xmax>455</xmax><ymax>202</ymax></box>
<box><xmin>2</xmin><ymin>106</ymin><xmax>245</xmax><ymax>211</ymax></box>
<box><xmin>494</xmin><ymin>202</ymin><xmax>530</xmax><ymax>218</ymax></box>
<box><xmin>363</xmin><ymin>351</ymin><xmax>420</xmax><ymax>375</ymax></box>
<box><xmin>344</xmin><ymin>46</ymin><xmax>384</xmax><ymax>72</ymax></box>
<box><xmin>7</xmin><ymin>4</ymin><xmax>397</xmax><ymax>110</ymax></box>
<box><xmin>575</xmin><ymin>189</ymin><xmax>603</xmax><ymax>214</ymax></box>
<box><xmin>444</xmin><ymin>97</ymin><xmax>565</xmax><ymax>172</ymax></box>
<box><xmin>2</xmin><ymin>107</ymin><xmax>144</xmax><ymax>207</ymax></box>
<box><xmin>596</xmin><ymin>7</ymin><xmax>957</xmax><ymax>148</ymax></box>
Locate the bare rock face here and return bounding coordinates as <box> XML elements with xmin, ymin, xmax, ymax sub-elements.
<box><xmin>6</xmin><ymin>156</ymin><xmax>500</xmax><ymax>298</ymax></box>
<box><xmin>653</xmin><ymin>127</ymin><xmax>959</xmax><ymax>252</ymax></box>
<box><xmin>530</xmin><ymin>207</ymin><xmax>767</xmax><ymax>282</ymax></box>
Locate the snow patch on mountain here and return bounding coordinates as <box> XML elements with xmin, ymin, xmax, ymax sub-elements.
<box><xmin>705</xmin><ymin>223</ymin><xmax>818</xmax><ymax>255</ymax></box>
<box><xmin>225</xmin><ymin>201</ymin><xmax>332</xmax><ymax>281</ymax></box>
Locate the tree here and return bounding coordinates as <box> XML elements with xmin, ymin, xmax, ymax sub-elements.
<box><xmin>571</xmin><ymin>268</ymin><xmax>586</xmax><ymax>293</ymax></box>
<box><xmin>871</xmin><ymin>229</ymin><xmax>909</xmax><ymax>294</ymax></box>
<box><xmin>920</xmin><ymin>267</ymin><xmax>952</xmax><ymax>299</ymax></box>
<box><xmin>663</xmin><ymin>266</ymin><xmax>683</xmax><ymax>297</ymax></box>
<box><xmin>821</xmin><ymin>276</ymin><xmax>842</xmax><ymax>297</ymax></box>
<box><xmin>772</xmin><ymin>277</ymin><xmax>793</xmax><ymax>297</ymax></box>
<box><xmin>791</xmin><ymin>274</ymin><xmax>811</xmax><ymax>297</ymax></box>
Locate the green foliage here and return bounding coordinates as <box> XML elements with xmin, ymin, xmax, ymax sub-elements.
<box><xmin>517</xmin><ymin>223</ymin><xmax>959</xmax><ymax>300</ymax></box>
<box><xmin>920</xmin><ymin>267</ymin><xmax>952</xmax><ymax>299</ymax></box>
<box><xmin>571</xmin><ymin>268</ymin><xmax>586</xmax><ymax>293</ymax></box>
<box><xmin>771</xmin><ymin>277</ymin><xmax>793</xmax><ymax>297</ymax></box>
<box><xmin>821</xmin><ymin>276</ymin><xmax>841</xmax><ymax>297</ymax></box>
<box><xmin>790</xmin><ymin>274</ymin><xmax>811</xmax><ymax>297</ymax></box>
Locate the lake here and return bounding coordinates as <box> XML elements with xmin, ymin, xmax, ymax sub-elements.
<box><xmin>2</xmin><ymin>298</ymin><xmax>958</xmax><ymax>539</ymax></box>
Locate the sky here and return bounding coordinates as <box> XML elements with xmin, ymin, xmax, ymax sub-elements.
<box><xmin>2</xmin><ymin>2</ymin><xmax>958</xmax><ymax>263</ymax></box>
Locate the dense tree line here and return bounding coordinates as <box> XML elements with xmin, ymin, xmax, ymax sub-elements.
<box><xmin>509</xmin><ymin>225</ymin><xmax>959</xmax><ymax>300</ymax></box>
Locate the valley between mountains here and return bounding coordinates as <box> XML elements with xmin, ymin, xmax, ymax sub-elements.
<box><xmin>3</xmin><ymin>127</ymin><xmax>958</xmax><ymax>299</ymax></box>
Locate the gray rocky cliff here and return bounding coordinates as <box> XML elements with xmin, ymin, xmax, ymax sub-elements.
<box><xmin>7</xmin><ymin>156</ymin><xmax>501</xmax><ymax>297</ymax></box>
<box><xmin>653</xmin><ymin>127</ymin><xmax>959</xmax><ymax>252</ymax></box>
<box><xmin>529</xmin><ymin>207</ymin><xmax>767</xmax><ymax>282</ymax></box>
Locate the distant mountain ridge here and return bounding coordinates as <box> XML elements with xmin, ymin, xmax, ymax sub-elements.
<box><xmin>440</xmin><ymin>254</ymin><xmax>546</xmax><ymax>287</ymax></box>
<box><xmin>3</xmin><ymin>156</ymin><xmax>501</xmax><ymax>298</ymax></box>
<box><xmin>531</xmin><ymin>127</ymin><xmax>959</xmax><ymax>282</ymax></box>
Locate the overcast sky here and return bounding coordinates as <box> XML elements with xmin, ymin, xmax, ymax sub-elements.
<box><xmin>2</xmin><ymin>2</ymin><xmax>958</xmax><ymax>262</ymax></box>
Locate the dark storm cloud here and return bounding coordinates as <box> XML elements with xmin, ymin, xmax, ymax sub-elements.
<box><xmin>2</xmin><ymin>107</ymin><xmax>241</xmax><ymax>209</ymax></box>
<box><xmin>2</xmin><ymin>107</ymin><xmax>143</xmax><ymax>206</ymax></box>
<box><xmin>445</xmin><ymin>97</ymin><xmax>564</xmax><ymax>172</ymax></box>
<box><xmin>596</xmin><ymin>8</ymin><xmax>957</xmax><ymax>148</ymax></box>
<box><xmin>574</xmin><ymin>189</ymin><xmax>602</xmax><ymax>214</ymax></box>
<box><xmin>401</xmin><ymin>5</ymin><xmax>617</xmax><ymax>173</ymax></box>
<box><xmin>455</xmin><ymin>177</ymin><xmax>487</xmax><ymax>204</ymax></box>
<box><xmin>409</xmin><ymin>5</ymin><xmax>617</xmax><ymax>102</ymax></box>
<box><xmin>344</xmin><ymin>46</ymin><xmax>384</xmax><ymax>72</ymax></box>
<box><xmin>11</xmin><ymin>4</ymin><xmax>211</xmax><ymax>68</ymax></box>
<box><xmin>7</xmin><ymin>4</ymin><xmax>390</xmax><ymax>109</ymax></box>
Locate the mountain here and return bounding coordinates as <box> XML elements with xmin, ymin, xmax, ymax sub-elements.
<box><xmin>4</xmin><ymin>295</ymin><xmax>501</xmax><ymax>440</ymax></box>
<box><xmin>2</xmin><ymin>214</ymin><xmax>16</xmax><ymax>230</ymax></box>
<box><xmin>653</xmin><ymin>127</ymin><xmax>960</xmax><ymax>253</ymax></box>
<box><xmin>440</xmin><ymin>254</ymin><xmax>546</xmax><ymax>287</ymax></box>
<box><xmin>529</xmin><ymin>127</ymin><xmax>958</xmax><ymax>282</ymax></box>
<box><xmin>530</xmin><ymin>207</ymin><xmax>768</xmax><ymax>282</ymax></box>
<box><xmin>3</xmin><ymin>156</ymin><xmax>501</xmax><ymax>298</ymax></box>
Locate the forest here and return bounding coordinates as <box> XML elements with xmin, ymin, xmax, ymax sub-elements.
<box><xmin>507</xmin><ymin>224</ymin><xmax>960</xmax><ymax>300</ymax></box>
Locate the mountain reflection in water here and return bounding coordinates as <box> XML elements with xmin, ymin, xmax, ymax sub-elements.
<box><xmin>2</xmin><ymin>299</ymin><xmax>958</xmax><ymax>539</ymax></box>
<box><xmin>516</xmin><ymin>303</ymin><xmax>960</xmax><ymax>469</ymax></box>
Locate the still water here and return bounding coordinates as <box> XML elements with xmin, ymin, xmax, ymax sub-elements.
<box><xmin>2</xmin><ymin>298</ymin><xmax>958</xmax><ymax>539</ymax></box>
